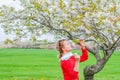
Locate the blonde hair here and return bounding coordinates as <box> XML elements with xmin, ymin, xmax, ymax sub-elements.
<box><xmin>56</xmin><ymin>39</ymin><xmax>66</xmax><ymax>58</ymax></box>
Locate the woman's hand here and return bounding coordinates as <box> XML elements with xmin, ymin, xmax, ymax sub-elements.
<box><xmin>74</xmin><ymin>53</ymin><xmax>80</xmax><ymax>72</ymax></box>
<box><xmin>79</xmin><ymin>39</ymin><xmax>86</xmax><ymax>47</ymax></box>
<box><xmin>74</xmin><ymin>53</ymin><xmax>80</xmax><ymax>61</ymax></box>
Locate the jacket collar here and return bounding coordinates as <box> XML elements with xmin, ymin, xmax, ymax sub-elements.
<box><xmin>61</xmin><ymin>52</ymin><xmax>73</xmax><ymax>60</ymax></box>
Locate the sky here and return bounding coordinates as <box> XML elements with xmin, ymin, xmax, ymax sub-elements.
<box><xmin>0</xmin><ymin>0</ymin><xmax>54</xmax><ymax>42</ymax></box>
<box><xmin>0</xmin><ymin>0</ymin><xmax>22</xmax><ymax>10</ymax></box>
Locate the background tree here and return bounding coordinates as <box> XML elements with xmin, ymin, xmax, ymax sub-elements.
<box><xmin>0</xmin><ymin>0</ymin><xmax>120</xmax><ymax>80</ymax></box>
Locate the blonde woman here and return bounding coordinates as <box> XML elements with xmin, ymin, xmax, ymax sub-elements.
<box><xmin>56</xmin><ymin>39</ymin><xmax>88</xmax><ymax>80</ymax></box>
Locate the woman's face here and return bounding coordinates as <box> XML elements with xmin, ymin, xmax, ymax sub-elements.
<box><xmin>62</xmin><ymin>40</ymin><xmax>72</xmax><ymax>52</ymax></box>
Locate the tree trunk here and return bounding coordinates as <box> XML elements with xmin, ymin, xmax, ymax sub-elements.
<box><xmin>83</xmin><ymin>49</ymin><xmax>114</xmax><ymax>80</ymax></box>
<box><xmin>84</xmin><ymin>74</ymin><xmax>94</xmax><ymax>80</ymax></box>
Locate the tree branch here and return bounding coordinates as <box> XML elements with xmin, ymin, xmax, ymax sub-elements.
<box><xmin>41</xmin><ymin>14</ymin><xmax>103</xmax><ymax>61</ymax></box>
<box><xmin>40</xmin><ymin>14</ymin><xmax>73</xmax><ymax>39</ymax></box>
<box><xmin>110</xmin><ymin>36</ymin><xmax>120</xmax><ymax>49</ymax></box>
<box><xmin>88</xmin><ymin>19</ymin><xmax>110</xmax><ymax>45</ymax></box>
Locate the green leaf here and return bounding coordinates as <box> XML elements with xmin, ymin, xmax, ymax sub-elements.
<box><xmin>109</xmin><ymin>5</ymin><xmax>116</xmax><ymax>12</ymax></box>
<box><xmin>32</xmin><ymin>36</ymin><xmax>36</xmax><ymax>42</ymax></box>
<box><xmin>85</xmin><ymin>25</ymin><xmax>91</xmax><ymax>30</ymax></box>
<box><xmin>16</xmin><ymin>30</ymin><xmax>20</xmax><ymax>35</ymax></box>
<box><xmin>0</xmin><ymin>10</ymin><xmax>4</xmax><ymax>16</ymax></box>
<box><xmin>72</xmin><ymin>39</ymin><xmax>79</xmax><ymax>44</ymax></box>
<box><xmin>26</xmin><ymin>21</ymin><xmax>31</xmax><ymax>27</ymax></box>
<box><xmin>42</xmin><ymin>29</ymin><xmax>47</xmax><ymax>33</ymax></box>
<box><xmin>96</xmin><ymin>0</ymin><xmax>101</xmax><ymax>4</ymax></box>
<box><xmin>4</xmin><ymin>38</ymin><xmax>12</xmax><ymax>44</ymax></box>
<box><xmin>59</xmin><ymin>0</ymin><xmax>66</xmax><ymax>9</ymax></box>
<box><xmin>115</xmin><ymin>30</ymin><xmax>120</xmax><ymax>35</ymax></box>
<box><xmin>99</xmin><ymin>16</ymin><xmax>106</xmax><ymax>20</ymax></box>
<box><xmin>108</xmin><ymin>28</ymin><xmax>112</xmax><ymax>32</ymax></box>
<box><xmin>33</xmin><ymin>1</ymin><xmax>42</xmax><ymax>10</ymax></box>
<box><xmin>10</xmin><ymin>7</ymin><xmax>14</xmax><ymax>12</ymax></box>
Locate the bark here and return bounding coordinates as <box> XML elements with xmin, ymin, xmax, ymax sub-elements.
<box><xmin>83</xmin><ymin>49</ymin><xmax>114</xmax><ymax>80</ymax></box>
<box><xmin>84</xmin><ymin>75</ymin><xmax>94</xmax><ymax>80</ymax></box>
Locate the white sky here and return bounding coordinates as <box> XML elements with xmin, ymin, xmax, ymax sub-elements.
<box><xmin>0</xmin><ymin>0</ymin><xmax>54</xmax><ymax>42</ymax></box>
<box><xmin>0</xmin><ymin>0</ymin><xmax>22</xmax><ymax>10</ymax></box>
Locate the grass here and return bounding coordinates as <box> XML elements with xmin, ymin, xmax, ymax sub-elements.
<box><xmin>0</xmin><ymin>48</ymin><xmax>119</xmax><ymax>80</ymax></box>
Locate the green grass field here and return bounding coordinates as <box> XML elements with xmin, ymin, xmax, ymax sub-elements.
<box><xmin>0</xmin><ymin>48</ymin><xmax>119</xmax><ymax>80</ymax></box>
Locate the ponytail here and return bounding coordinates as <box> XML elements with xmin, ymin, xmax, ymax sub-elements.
<box><xmin>56</xmin><ymin>39</ymin><xmax>66</xmax><ymax>59</ymax></box>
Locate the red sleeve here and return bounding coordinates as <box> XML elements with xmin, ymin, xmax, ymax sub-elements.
<box><xmin>80</xmin><ymin>47</ymin><xmax>88</xmax><ymax>62</ymax></box>
<box><xmin>61</xmin><ymin>60</ymin><xmax>78</xmax><ymax>78</ymax></box>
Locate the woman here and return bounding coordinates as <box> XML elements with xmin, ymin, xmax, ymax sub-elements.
<box><xmin>56</xmin><ymin>39</ymin><xmax>88</xmax><ymax>80</ymax></box>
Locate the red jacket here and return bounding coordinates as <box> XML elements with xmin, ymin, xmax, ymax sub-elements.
<box><xmin>60</xmin><ymin>47</ymin><xmax>88</xmax><ymax>80</ymax></box>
